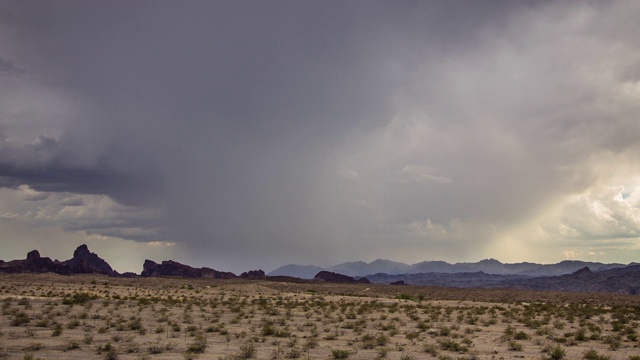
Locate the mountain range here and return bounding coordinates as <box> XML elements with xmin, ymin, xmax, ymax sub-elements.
<box><xmin>2</xmin><ymin>245</ymin><xmax>640</xmax><ymax>295</ymax></box>
<box><xmin>268</xmin><ymin>258</ymin><xmax>632</xmax><ymax>278</ymax></box>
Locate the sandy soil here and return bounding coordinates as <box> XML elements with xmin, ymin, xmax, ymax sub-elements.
<box><xmin>0</xmin><ymin>273</ymin><xmax>638</xmax><ymax>360</ymax></box>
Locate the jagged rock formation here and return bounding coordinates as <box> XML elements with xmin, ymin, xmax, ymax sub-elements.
<box><xmin>62</xmin><ymin>244</ymin><xmax>116</xmax><ymax>275</ymax></box>
<box><xmin>313</xmin><ymin>270</ymin><xmax>370</xmax><ymax>284</ymax></box>
<box><xmin>140</xmin><ymin>259</ymin><xmax>236</xmax><ymax>279</ymax></box>
<box><xmin>240</xmin><ymin>269</ymin><xmax>266</xmax><ymax>279</ymax></box>
<box><xmin>0</xmin><ymin>245</ymin><xmax>115</xmax><ymax>276</ymax></box>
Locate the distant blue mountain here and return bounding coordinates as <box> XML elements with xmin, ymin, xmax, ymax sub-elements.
<box><xmin>267</xmin><ymin>258</ymin><xmax>628</xmax><ymax>279</ymax></box>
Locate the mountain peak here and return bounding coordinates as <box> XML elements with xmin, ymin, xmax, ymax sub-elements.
<box><xmin>73</xmin><ymin>244</ymin><xmax>91</xmax><ymax>258</ymax></box>
<box><xmin>573</xmin><ymin>267</ymin><xmax>592</xmax><ymax>276</ymax></box>
<box><xmin>26</xmin><ymin>250</ymin><xmax>41</xmax><ymax>261</ymax></box>
<box><xmin>479</xmin><ymin>258</ymin><xmax>502</xmax><ymax>264</ymax></box>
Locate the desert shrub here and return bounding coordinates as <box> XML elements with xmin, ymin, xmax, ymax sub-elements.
<box><xmin>67</xmin><ymin>319</ymin><xmax>80</xmax><ymax>329</ymax></box>
<box><xmin>262</xmin><ymin>324</ymin><xmax>275</xmax><ymax>336</ymax></box>
<box><xmin>574</xmin><ymin>328</ymin><xmax>588</xmax><ymax>341</ymax></box>
<box><xmin>361</xmin><ymin>333</ymin><xmax>376</xmax><ymax>349</ymax></box>
<box><xmin>542</xmin><ymin>345</ymin><xmax>566</xmax><ymax>360</ymax></box>
<box><xmin>406</xmin><ymin>332</ymin><xmax>419</xmax><ymax>341</ymax></box>
<box><xmin>395</xmin><ymin>294</ymin><xmax>416</xmax><ymax>301</ymax></box>
<box><xmin>10</xmin><ymin>311</ymin><xmax>30</xmax><ymax>326</ymax></box>
<box><xmin>147</xmin><ymin>343</ymin><xmax>164</xmax><ymax>354</ymax></box>
<box><xmin>376</xmin><ymin>333</ymin><xmax>389</xmax><ymax>346</ymax></box>
<box><xmin>603</xmin><ymin>335</ymin><xmax>621</xmax><ymax>350</ymax></box>
<box><xmin>103</xmin><ymin>348</ymin><xmax>118</xmax><ymax>360</ymax></box>
<box><xmin>507</xmin><ymin>340</ymin><xmax>522</xmax><ymax>351</ymax></box>
<box><xmin>437</xmin><ymin>339</ymin><xmax>468</xmax><ymax>353</ymax></box>
<box><xmin>66</xmin><ymin>340</ymin><xmax>80</xmax><ymax>350</ymax></box>
<box><xmin>51</xmin><ymin>324</ymin><xmax>63</xmax><ymax>337</ymax></box>
<box><xmin>187</xmin><ymin>334</ymin><xmax>207</xmax><ymax>353</ymax></box>
<box><xmin>331</xmin><ymin>349</ymin><xmax>350</xmax><ymax>359</ymax></box>
<box><xmin>62</xmin><ymin>293</ymin><xmax>98</xmax><ymax>305</ymax></box>
<box><xmin>183</xmin><ymin>351</ymin><xmax>199</xmax><ymax>360</ymax></box>
<box><xmin>284</xmin><ymin>348</ymin><xmax>301</xmax><ymax>359</ymax></box>
<box><xmin>237</xmin><ymin>342</ymin><xmax>256</xmax><ymax>359</ymax></box>
<box><xmin>376</xmin><ymin>347</ymin><xmax>389</xmax><ymax>359</ymax></box>
<box><xmin>514</xmin><ymin>331</ymin><xmax>530</xmax><ymax>340</ymax></box>
<box><xmin>583</xmin><ymin>349</ymin><xmax>610</xmax><ymax>360</ymax></box>
<box><xmin>438</xmin><ymin>325</ymin><xmax>451</xmax><ymax>337</ymax></box>
<box><xmin>536</xmin><ymin>327</ymin><xmax>555</xmax><ymax>337</ymax></box>
<box><xmin>96</xmin><ymin>343</ymin><xmax>118</xmax><ymax>360</ymax></box>
<box><xmin>422</xmin><ymin>343</ymin><xmax>439</xmax><ymax>356</ymax></box>
<box><xmin>400</xmin><ymin>355</ymin><xmax>416</xmax><ymax>360</ymax></box>
<box><xmin>435</xmin><ymin>355</ymin><xmax>454</xmax><ymax>360</ymax></box>
<box><xmin>303</xmin><ymin>338</ymin><xmax>318</xmax><ymax>349</ymax></box>
<box><xmin>124</xmin><ymin>342</ymin><xmax>140</xmax><ymax>353</ymax></box>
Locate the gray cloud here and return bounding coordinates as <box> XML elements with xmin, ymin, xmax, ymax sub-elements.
<box><xmin>0</xmin><ymin>57</ymin><xmax>26</xmax><ymax>75</ymax></box>
<box><xmin>1</xmin><ymin>1</ymin><xmax>639</xmax><ymax>272</ymax></box>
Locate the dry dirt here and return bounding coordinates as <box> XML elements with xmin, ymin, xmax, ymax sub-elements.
<box><xmin>0</xmin><ymin>274</ymin><xmax>639</xmax><ymax>360</ymax></box>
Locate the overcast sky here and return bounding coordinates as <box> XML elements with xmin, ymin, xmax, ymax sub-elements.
<box><xmin>1</xmin><ymin>1</ymin><xmax>639</xmax><ymax>274</ymax></box>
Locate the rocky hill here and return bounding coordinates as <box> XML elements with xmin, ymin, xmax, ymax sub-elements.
<box><xmin>0</xmin><ymin>245</ymin><xmax>116</xmax><ymax>276</ymax></box>
<box><xmin>140</xmin><ymin>259</ymin><xmax>236</xmax><ymax>279</ymax></box>
<box><xmin>314</xmin><ymin>271</ymin><xmax>370</xmax><ymax>284</ymax></box>
<box><xmin>502</xmin><ymin>265</ymin><xmax>640</xmax><ymax>295</ymax></box>
<box><xmin>367</xmin><ymin>266</ymin><xmax>640</xmax><ymax>295</ymax></box>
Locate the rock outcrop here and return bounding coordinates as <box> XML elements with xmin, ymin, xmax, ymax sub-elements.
<box><xmin>141</xmin><ymin>259</ymin><xmax>236</xmax><ymax>279</ymax></box>
<box><xmin>240</xmin><ymin>269</ymin><xmax>266</xmax><ymax>279</ymax></box>
<box><xmin>0</xmin><ymin>245</ymin><xmax>115</xmax><ymax>276</ymax></box>
<box><xmin>313</xmin><ymin>270</ymin><xmax>370</xmax><ymax>284</ymax></box>
<box><xmin>62</xmin><ymin>244</ymin><xmax>116</xmax><ymax>275</ymax></box>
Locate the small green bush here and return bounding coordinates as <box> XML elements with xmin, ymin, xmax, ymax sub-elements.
<box><xmin>331</xmin><ymin>349</ymin><xmax>350</xmax><ymax>359</ymax></box>
<box><xmin>583</xmin><ymin>349</ymin><xmax>610</xmax><ymax>360</ymax></box>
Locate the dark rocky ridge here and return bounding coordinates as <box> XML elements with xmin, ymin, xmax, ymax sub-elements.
<box><xmin>314</xmin><ymin>270</ymin><xmax>370</xmax><ymax>284</ymax></box>
<box><xmin>0</xmin><ymin>245</ymin><xmax>115</xmax><ymax>275</ymax></box>
<box><xmin>140</xmin><ymin>259</ymin><xmax>236</xmax><ymax>279</ymax></box>
<box><xmin>240</xmin><ymin>269</ymin><xmax>266</xmax><ymax>279</ymax></box>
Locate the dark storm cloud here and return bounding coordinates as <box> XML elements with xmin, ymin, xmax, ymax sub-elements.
<box><xmin>1</xmin><ymin>1</ymin><xmax>639</xmax><ymax>272</ymax></box>
<box><xmin>0</xmin><ymin>136</ymin><xmax>160</xmax><ymax>206</ymax></box>
<box><xmin>0</xmin><ymin>57</ymin><xmax>26</xmax><ymax>75</ymax></box>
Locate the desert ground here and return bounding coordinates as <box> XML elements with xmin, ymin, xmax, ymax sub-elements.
<box><xmin>0</xmin><ymin>274</ymin><xmax>639</xmax><ymax>360</ymax></box>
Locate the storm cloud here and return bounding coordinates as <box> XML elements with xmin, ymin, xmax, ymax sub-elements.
<box><xmin>1</xmin><ymin>1</ymin><xmax>639</xmax><ymax>273</ymax></box>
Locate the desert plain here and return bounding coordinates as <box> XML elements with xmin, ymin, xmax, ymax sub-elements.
<box><xmin>1</xmin><ymin>274</ymin><xmax>639</xmax><ymax>360</ymax></box>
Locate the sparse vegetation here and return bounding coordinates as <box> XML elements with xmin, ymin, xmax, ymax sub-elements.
<box><xmin>0</xmin><ymin>273</ymin><xmax>638</xmax><ymax>360</ymax></box>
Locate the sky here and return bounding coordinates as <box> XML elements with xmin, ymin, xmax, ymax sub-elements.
<box><xmin>0</xmin><ymin>1</ymin><xmax>639</xmax><ymax>274</ymax></box>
